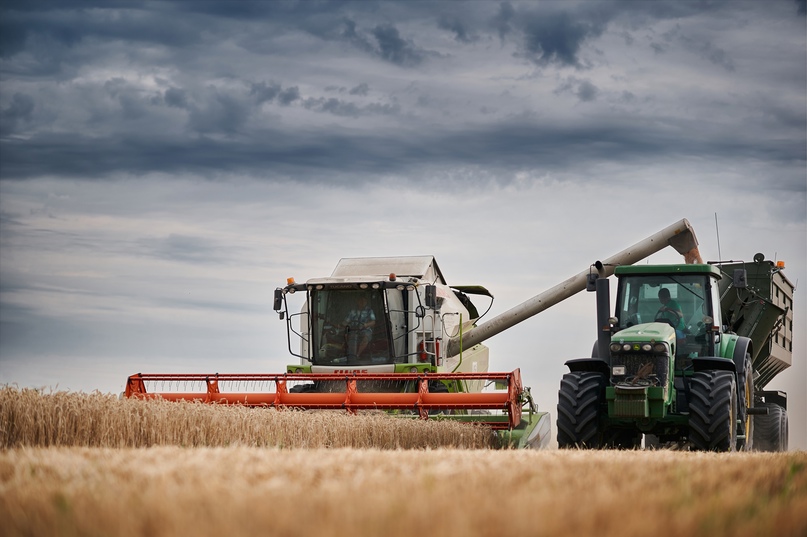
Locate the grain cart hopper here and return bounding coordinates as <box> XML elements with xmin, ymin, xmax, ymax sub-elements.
<box><xmin>557</xmin><ymin>251</ymin><xmax>795</xmax><ymax>452</ymax></box>
<box><xmin>126</xmin><ymin>218</ymin><xmax>701</xmax><ymax>449</ymax></box>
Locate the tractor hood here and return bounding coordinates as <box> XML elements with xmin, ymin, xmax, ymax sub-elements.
<box><xmin>612</xmin><ymin>323</ymin><xmax>676</xmax><ymax>346</ymax></box>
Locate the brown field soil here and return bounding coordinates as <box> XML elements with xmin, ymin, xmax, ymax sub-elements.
<box><xmin>1</xmin><ymin>448</ymin><xmax>805</xmax><ymax>537</ymax></box>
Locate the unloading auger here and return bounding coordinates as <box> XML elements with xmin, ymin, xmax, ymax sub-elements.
<box><xmin>126</xmin><ymin>219</ymin><xmax>702</xmax><ymax>449</ymax></box>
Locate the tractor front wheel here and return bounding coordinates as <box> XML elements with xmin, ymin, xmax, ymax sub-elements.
<box><xmin>557</xmin><ymin>371</ymin><xmax>605</xmax><ymax>449</ymax></box>
<box><xmin>688</xmin><ymin>370</ymin><xmax>738</xmax><ymax>452</ymax></box>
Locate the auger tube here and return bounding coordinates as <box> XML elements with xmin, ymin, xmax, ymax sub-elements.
<box><xmin>445</xmin><ymin>218</ymin><xmax>700</xmax><ymax>357</ymax></box>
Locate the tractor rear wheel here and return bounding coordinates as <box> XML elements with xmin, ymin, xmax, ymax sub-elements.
<box><xmin>737</xmin><ymin>354</ymin><xmax>754</xmax><ymax>451</ymax></box>
<box><xmin>557</xmin><ymin>371</ymin><xmax>605</xmax><ymax>449</ymax></box>
<box><xmin>752</xmin><ymin>403</ymin><xmax>788</xmax><ymax>451</ymax></box>
<box><xmin>688</xmin><ymin>370</ymin><xmax>738</xmax><ymax>452</ymax></box>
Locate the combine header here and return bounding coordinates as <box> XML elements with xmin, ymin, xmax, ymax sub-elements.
<box><xmin>125</xmin><ymin>370</ymin><xmax>529</xmax><ymax>431</ymax></box>
<box><xmin>126</xmin><ymin>218</ymin><xmax>704</xmax><ymax>449</ymax></box>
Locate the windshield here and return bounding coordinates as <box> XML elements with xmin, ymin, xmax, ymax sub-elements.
<box><xmin>616</xmin><ymin>274</ymin><xmax>711</xmax><ymax>333</ymax></box>
<box><xmin>310</xmin><ymin>288</ymin><xmax>392</xmax><ymax>365</ymax></box>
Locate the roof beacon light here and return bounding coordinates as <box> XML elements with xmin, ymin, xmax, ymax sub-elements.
<box><xmin>287</xmin><ymin>277</ymin><xmax>295</xmax><ymax>285</ymax></box>
<box><xmin>389</xmin><ymin>273</ymin><xmax>397</xmax><ymax>281</ymax></box>
<box><xmin>777</xmin><ymin>261</ymin><xmax>785</xmax><ymax>269</ymax></box>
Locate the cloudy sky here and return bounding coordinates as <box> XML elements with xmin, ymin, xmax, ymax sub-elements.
<box><xmin>1</xmin><ymin>0</ymin><xmax>805</xmax><ymax>449</ymax></box>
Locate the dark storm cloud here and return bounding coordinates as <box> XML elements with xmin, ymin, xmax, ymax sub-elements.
<box><xmin>349</xmin><ymin>83</ymin><xmax>369</xmax><ymax>96</ymax></box>
<box><xmin>340</xmin><ymin>19</ymin><xmax>429</xmax><ymax>67</ymax></box>
<box><xmin>518</xmin><ymin>9</ymin><xmax>608</xmax><ymax>67</ymax></box>
<box><xmin>187</xmin><ymin>93</ymin><xmax>252</xmax><ymax>135</ymax></box>
<box><xmin>3</xmin><ymin>115</ymin><xmax>804</xmax><ymax>184</ymax></box>
<box><xmin>438</xmin><ymin>14</ymin><xmax>476</xmax><ymax>43</ymax></box>
<box><xmin>164</xmin><ymin>87</ymin><xmax>189</xmax><ymax>109</ymax></box>
<box><xmin>554</xmin><ymin>78</ymin><xmax>599</xmax><ymax>102</ymax></box>
<box><xmin>0</xmin><ymin>0</ymin><xmax>804</xmax><ymax>184</ymax></box>
<box><xmin>301</xmin><ymin>97</ymin><xmax>399</xmax><ymax>118</ymax></box>
<box><xmin>1</xmin><ymin>93</ymin><xmax>35</xmax><ymax>136</ymax></box>
<box><xmin>372</xmin><ymin>24</ymin><xmax>425</xmax><ymax>66</ymax></box>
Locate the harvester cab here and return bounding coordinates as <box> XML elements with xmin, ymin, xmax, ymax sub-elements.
<box><xmin>274</xmin><ymin>256</ymin><xmax>489</xmax><ymax>376</ymax></box>
<box><xmin>272</xmin><ymin>256</ymin><xmax>551</xmax><ymax>449</ymax></box>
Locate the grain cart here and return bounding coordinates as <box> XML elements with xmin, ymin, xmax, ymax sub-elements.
<box><xmin>126</xmin><ymin>219</ymin><xmax>702</xmax><ymax>449</ymax></box>
<box><xmin>557</xmin><ymin>253</ymin><xmax>794</xmax><ymax>451</ymax></box>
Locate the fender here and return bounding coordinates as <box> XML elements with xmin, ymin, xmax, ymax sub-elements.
<box><xmin>731</xmin><ymin>336</ymin><xmax>753</xmax><ymax>375</ymax></box>
<box><xmin>692</xmin><ymin>356</ymin><xmax>736</xmax><ymax>373</ymax></box>
<box><xmin>565</xmin><ymin>358</ymin><xmax>610</xmax><ymax>376</ymax></box>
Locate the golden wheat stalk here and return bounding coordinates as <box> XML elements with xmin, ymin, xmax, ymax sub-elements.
<box><xmin>0</xmin><ymin>387</ymin><xmax>494</xmax><ymax>449</ymax></box>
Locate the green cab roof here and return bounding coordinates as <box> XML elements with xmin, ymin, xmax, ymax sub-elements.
<box><xmin>614</xmin><ymin>263</ymin><xmax>722</xmax><ymax>278</ymax></box>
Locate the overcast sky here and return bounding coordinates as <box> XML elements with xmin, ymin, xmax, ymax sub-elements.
<box><xmin>2</xmin><ymin>0</ymin><xmax>805</xmax><ymax>449</ymax></box>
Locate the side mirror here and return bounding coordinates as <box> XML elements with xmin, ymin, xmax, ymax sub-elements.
<box><xmin>273</xmin><ymin>288</ymin><xmax>283</xmax><ymax>311</ymax></box>
<box><xmin>733</xmin><ymin>269</ymin><xmax>748</xmax><ymax>289</ymax></box>
<box><xmin>425</xmin><ymin>285</ymin><xmax>437</xmax><ymax>308</ymax></box>
<box><xmin>586</xmin><ymin>273</ymin><xmax>598</xmax><ymax>292</ymax></box>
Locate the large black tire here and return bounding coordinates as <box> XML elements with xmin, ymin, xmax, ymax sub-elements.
<box><xmin>736</xmin><ymin>354</ymin><xmax>754</xmax><ymax>451</ymax></box>
<box><xmin>289</xmin><ymin>383</ymin><xmax>318</xmax><ymax>393</ymax></box>
<box><xmin>752</xmin><ymin>403</ymin><xmax>788</xmax><ymax>452</ymax></box>
<box><xmin>557</xmin><ymin>371</ymin><xmax>605</xmax><ymax>449</ymax></box>
<box><xmin>428</xmin><ymin>381</ymin><xmax>450</xmax><ymax>416</ymax></box>
<box><xmin>688</xmin><ymin>370</ymin><xmax>738</xmax><ymax>452</ymax></box>
<box><xmin>604</xmin><ymin>429</ymin><xmax>642</xmax><ymax>450</ymax></box>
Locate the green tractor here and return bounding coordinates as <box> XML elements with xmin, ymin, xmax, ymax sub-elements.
<box><xmin>558</xmin><ymin>254</ymin><xmax>794</xmax><ymax>451</ymax></box>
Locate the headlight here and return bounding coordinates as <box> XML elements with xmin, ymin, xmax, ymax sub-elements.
<box><xmin>641</xmin><ymin>343</ymin><xmax>652</xmax><ymax>352</ymax></box>
<box><xmin>610</xmin><ymin>343</ymin><xmax>621</xmax><ymax>353</ymax></box>
<box><xmin>612</xmin><ymin>366</ymin><xmax>626</xmax><ymax>376</ymax></box>
<box><xmin>622</xmin><ymin>343</ymin><xmax>632</xmax><ymax>352</ymax></box>
<box><xmin>653</xmin><ymin>343</ymin><xmax>667</xmax><ymax>353</ymax></box>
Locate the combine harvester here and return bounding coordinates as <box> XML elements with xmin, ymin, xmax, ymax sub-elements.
<box><xmin>126</xmin><ymin>219</ymin><xmax>706</xmax><ymax>448</ymax></box>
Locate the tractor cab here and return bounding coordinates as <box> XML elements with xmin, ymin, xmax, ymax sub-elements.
<box><xmin>613</xmin><ymin>264</ymin><xmax>723</xmax><ymax>363</ymax></box>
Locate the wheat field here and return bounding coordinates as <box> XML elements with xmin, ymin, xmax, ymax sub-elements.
<box><xmin>0</xmin><ymin>387</ymin><xmax>494</xmax><ymax>449</ymax></box>
<box><xmin>1</xmin><ymin>388</ymin><xmax>806</xmax><ymax>537</ymax></box>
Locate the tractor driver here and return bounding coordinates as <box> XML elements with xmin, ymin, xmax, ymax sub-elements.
<box><xmin>344</xmin><ymin>296</ymin><xmax>376</xmax><ymax>361</ymax></box>
<box><xmin>657</xmin><ymin>287</ymin><xmax>685</xmax><ymax>337</ymax></box>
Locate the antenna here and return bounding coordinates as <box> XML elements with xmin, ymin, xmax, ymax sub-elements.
<box><xmin>714</xmin><ymin>213</ymin><xmax>722</xmax><ymax>262</ymax></box>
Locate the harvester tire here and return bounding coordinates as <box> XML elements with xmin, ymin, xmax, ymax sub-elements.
<box><xmin>428</xmin><ymin>381</ymin><xmax>451</xmax><ymax>416</ymax></box>
<box><xmin>290</xmin><ymin>383</ymin><xmax>318</xmax><ymax>393</ymax></box>
<box><xmin>557</xmin><ymin>371</ymin><xmax>605</xmax><ymax>449</ymax></box>
<box><xmin>688</xmin><ymin>370</ymin><xmax>737</xmax><ymax>452</ymax></box>
<box><xmin>752</xmin><ymin>403</ymin><xmax>788</xmax><ymax>452</ymax></box>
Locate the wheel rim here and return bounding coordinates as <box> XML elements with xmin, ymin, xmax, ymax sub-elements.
<box><xmin>743</xmin><ymin>370</ymin><xmax>753</xmax><ymax>448</ymax></box>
